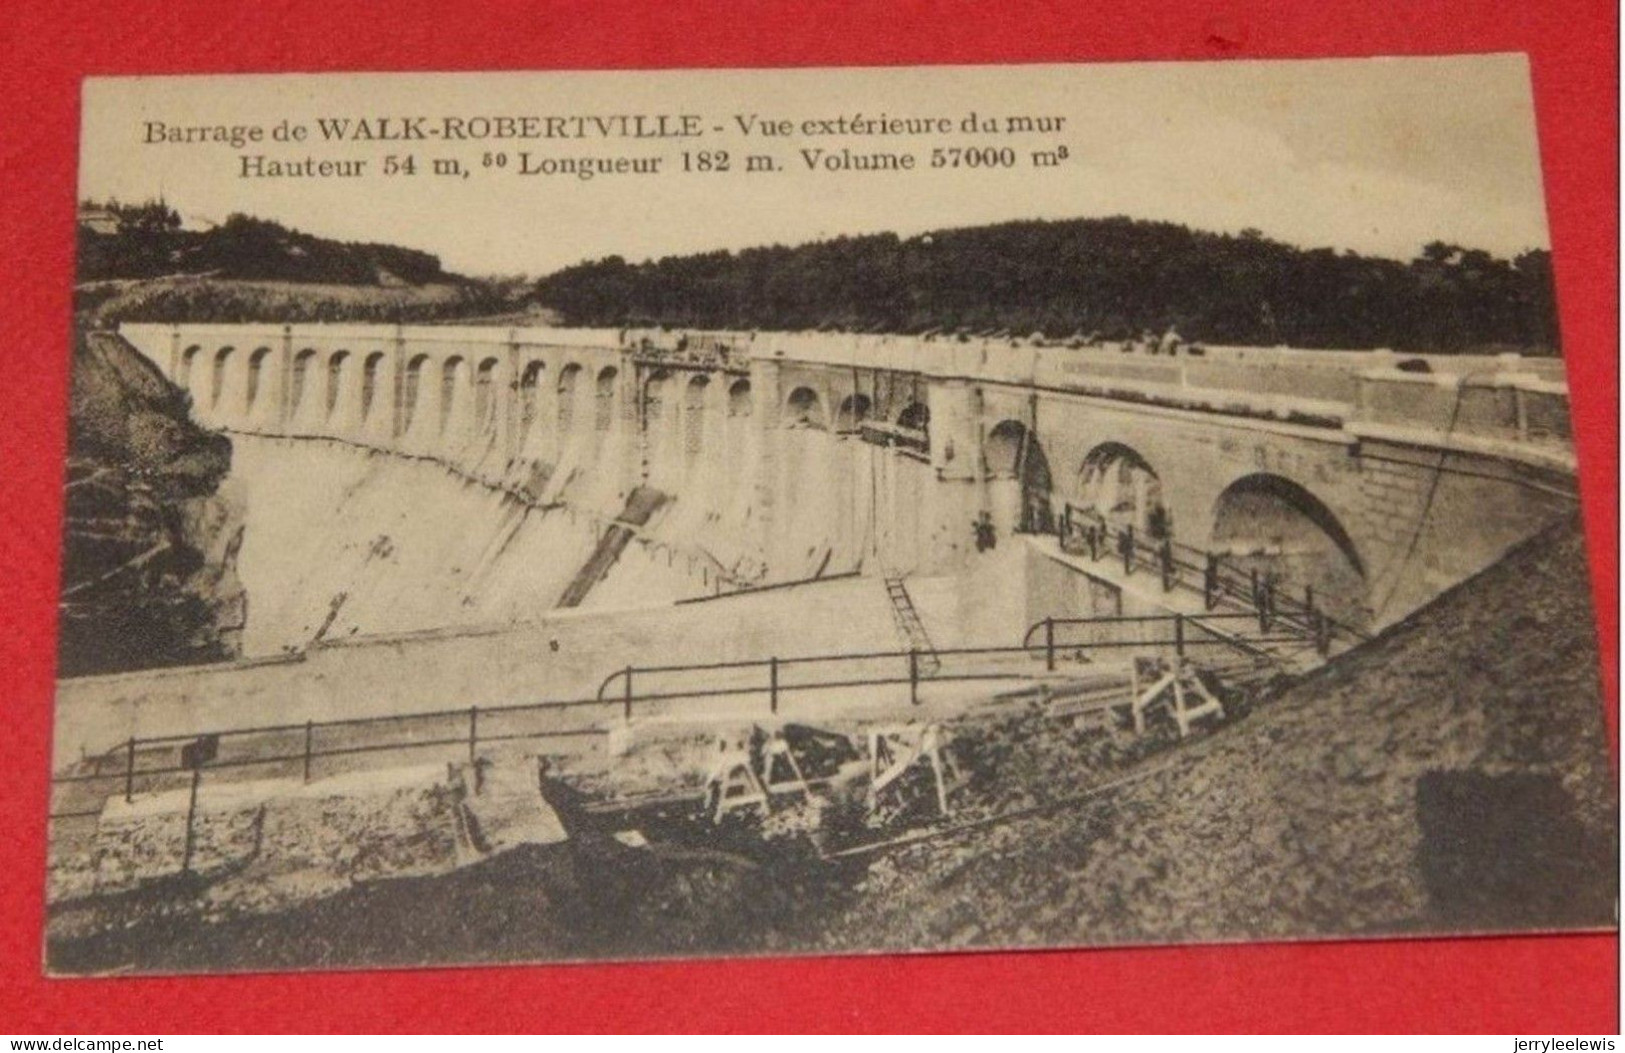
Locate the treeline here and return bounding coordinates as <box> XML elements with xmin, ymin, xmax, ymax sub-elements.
<box><xmin>532</xmin><ymin>218</ymin><xmax>1560</xmax><ymax>353</ymax></box>
<box><xmin>78</xmin><ymin>203</ymin><xmax>463</xmax><ymax>287</ymax></box>
<box><xmin>75</xmin><ymin>278</ymin><xmax>521</xmax><ymax>328</ymax></box>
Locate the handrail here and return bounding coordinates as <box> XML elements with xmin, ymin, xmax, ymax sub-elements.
<box><xmin>1052</xmin><ymin>501</ymin><xmax>1371</xmax><ymax>650</ymax></box>
<box><xmin>1019</xmin><ymin>612</ymin><xmax>1312</xmax><ymax>673</ymax></box>
<box><xmin>1018</xmin><ymin>612</ymin><xmax>1262</xmax><ymax>651</ymax></box>
<box><xmin>55</xmin><ymin>603</ymin><xmax>1335</xmax><ymax>825</ymax></box>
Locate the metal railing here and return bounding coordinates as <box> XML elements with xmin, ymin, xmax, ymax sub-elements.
<box><xmin>1053</xmin><ymin>502</ymin><xmax>1370</xmax><ymax>655</ymax></box>
<box><xmin>51</xmin><ymin>604</ymin><xmax>1320</xmax><ymax>826</ymax></box>
<box><xmin>593</xmin><ymin>643</ymin><xmax>1039</xmax><ymax>721</ymax></box>
<box><xmin>1021</xmin><ymin>612</ymin><xmax>1311</xmax><ymax>671</ymax></box>
<box><xmin>49</xmin><ymin>694</ymin><xmax>612</xmax><ymax>824</ymax></box>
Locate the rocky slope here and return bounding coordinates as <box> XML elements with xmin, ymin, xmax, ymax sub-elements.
<box><xmin>815</xmin><ymin>514</ymin><xmax>1615</xmax><ymax>950</ymax></box>
<box><xmin>57</xmin><ymin>332</ymin><xmax>247</xmax><ymax>676</ymax></box>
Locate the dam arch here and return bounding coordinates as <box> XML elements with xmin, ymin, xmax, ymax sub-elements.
<box><xmin>897</xmin><ymin>400</ymin><xmax>930</xmax><ymax>444</ymax></box>
<box><xmin>1077</xmin><ymin>442</ymin><xmax>1166</xmax><ymax>535</ymax></box>
<box><xmin>1210</xmin><ymin>471</ymin><xmax>1368</xmax><ymax>623</ymax></box>
<box><xmin>246</xmin><ymin>347</ymin><xmax>274</xmax><ymax>419</ymax></box>
<box><xmin>785</xmin><ymin>386</ymin><xmax>826</xmax><ymax>429</ymax></box>
<box><xmin>438</xmin><ymin>356</ymin><xmax>466</xmax><ymax>436</ymax></box>
<box><xmin>594</xmin><ymin>366</ymin><xmax>619</xmax><ymax>432</ymax></box>
<box><xmin>326</xmin><ymin>350</ymin><xmax>367</xmax><ymax>436</ymax></box>
<box><xmin>836</xmin><ymin>393</ymin><xmax>872</xmax><ymax>433</ymax></box>
<box><xmin>360</xmin><ymin>352</ymin><xmax>386</xmax><ymax>428</ymax></box>
<box><xmin>557</xmin><ymin>362</ymin><xmax>583</xmax><ymax>436</ymax></box>
<box><xmin>290</xmin><ymin>348</ymin><xmax>320</xmax><ymax>426</ymax></box>
<box><xmin>178</xmin><ymin>345</ymin><xmax>203</xmax><ymax>395</ymax></box>
<box><xmin>641</xmin><ymin>368</ymin><xmax>681</xmax><ymax>483</ymax></box>
<box><xmin>402</xmin><ymin>353</ymin><xmax>431</xmax><ymax>435</ymax></box>
<box><xmin>684</xmin><ymin>374</ymin><xmax>710</xmax><ymax>458</ymax></box>
<box><xmin>516</xmin><ymin>360</ymin><xmax>546</xmax><ymax>448</ymax></box>
<box><xmin>985</xmin><ymin>419</ymin><xmax>1054</xmax><ymax>534</ymax></box>
<box><xmin>210</xmin><ymin>347</ymin><xmax>235</xmax><ymax>412</ymax></box>
<box><xmin>475</xmin><ymin>357</ymin><xmax>502</xmax><ymax>435</ymax></box>
<box><xmin>325</xmin><ymin>351</ymin><xmax>350</xmax><ymax>418</ymax></box>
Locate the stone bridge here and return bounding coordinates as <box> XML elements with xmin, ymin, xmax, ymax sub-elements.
<box><xmin>119</xmin><ymin>322</ymin><xmax>1578</xmax><ymax>630</ymax></box>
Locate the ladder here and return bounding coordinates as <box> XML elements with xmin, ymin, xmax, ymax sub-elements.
<box><xmin>883</xmin><ymin>574</ymin><xmax>941</xmax><ymax>675</ymax></box>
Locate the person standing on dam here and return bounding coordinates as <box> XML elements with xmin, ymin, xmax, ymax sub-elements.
<box><xmin>974</xmin><ymin>511</ymin><xmax>997</xmax><ymax>553</ymax></box>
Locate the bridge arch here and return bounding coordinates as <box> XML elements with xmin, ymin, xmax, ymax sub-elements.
<box><xmin>728</xmin><ymin>378</ymin><xmax>752</xmax><ymax>417</ymax></box>
<box><xmin>1077</xmin><ymin>442</ymin><xmax>1167</xmax><ymax>536</ymax></box>
<box><xmin>785</xmin><ymin>386</ymin><xmax>826</xmax><ymax>429</ymax></box>
<box><xmin>1210</xmin><ymin>472</ymin><xmax>1367</xmax><ymax>622</ymax></box>
<box><xmin>897</xmin><ymin>400</ymin><xmax>930</xmax><ymax>434</ymax></box>
<box><xmin>985</xmin><ymin>419</ymin><xmax>1054</xmax><ymax>533</ymax></box>
<box><xmin>836</xmin><ymin>392</ymin><xmax>872</xmax><ymax>433</ymax></box>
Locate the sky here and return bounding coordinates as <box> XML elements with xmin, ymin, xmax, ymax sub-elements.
<box><xmin>79</xmin><ymin>55</ymin><xmax>1550</xmax><ymax>277</ymax></box>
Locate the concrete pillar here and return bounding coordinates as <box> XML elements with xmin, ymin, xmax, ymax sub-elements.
<box><xmin>275</xmin><ymin>328</ymin><xmax>294</xmax><ymax>432</ymax></box>
<box><xmin>925</xmin><ymin>379</ymin><xmax>980</xmax><ymax>574</ymax></box>
<box><xmin>616</xmin><ymin>354</ymin><xmax>639</xmax><ymax>503</ymax></box>
<box><xmin>503</xmin><ymin>337</ymin><xmax>522</xmax><ymax>465</ymax></box>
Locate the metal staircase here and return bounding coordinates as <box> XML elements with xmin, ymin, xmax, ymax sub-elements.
<box><xmin>882</xmin><ymin>574</ymin><xmax>941</xmax><ymax>675</ymax></box>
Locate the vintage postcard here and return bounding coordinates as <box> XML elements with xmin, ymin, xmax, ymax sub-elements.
<box><xmin>48</xmin><ymin>56</ymin><xmax>1615</xmax><ymax>975</ymax></box>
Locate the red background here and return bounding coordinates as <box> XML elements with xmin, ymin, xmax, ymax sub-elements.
<box><xmin>0</xmin><ymin>0</ymin><xmax>1617</xmax><ymax>1033</ymax></box>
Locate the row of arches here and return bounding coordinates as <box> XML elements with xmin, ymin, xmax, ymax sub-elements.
<box><xmin>176</xmin><ymin>343</ymin><xmax>638</xmax><ymax>449</ymax></box>
<box><xmin>780</xmin><ymin>384</ymin><xmax>930</xmax><ymax>438</ymax></box>
<box><xmin>178</xmin><ymin>347</ymin><xmax>942</xmax><ymax>457</ymax></box>
<box><xmin>640</xmin><ymin>372</ymin><xmax>756</xmax><ymax>488</ymax></box>
<box><xmin>972</xmin><ymin>426</ymin><xmax>1368</xmax><ymax>620</ymax></box>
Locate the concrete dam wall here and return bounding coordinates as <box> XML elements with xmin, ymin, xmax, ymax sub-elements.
<box><xmin>225</xmin><ymin>421</ymin><xmax>923</xmax><ymax>656</ymax></box>
<box><xmin>52</xmin><ymin>321</ymin><xmax>1580</xmax><ymax>765</ymax></box>
<box><xmin>118</xmin><ymin>320</ymin><xmax>1576</xmax><ymax>622</ymax></box>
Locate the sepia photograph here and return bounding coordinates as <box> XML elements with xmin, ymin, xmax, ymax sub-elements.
<box><xmin>44</xmin><ymin>56</ymin><xmax>1615</xmax><ymax>976</ymax></box>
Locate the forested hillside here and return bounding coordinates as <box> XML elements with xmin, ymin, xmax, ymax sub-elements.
<box><xmin>75</xmin><ymin>202</ymin><xmax>527</xmax><ymax>325</ymax></box>
<box><xmin>78</xmin><ymin>203</ymin><xmax>461</xmax><ymax>286</ymax></box>
<box><xmin>533</xmin><ymin>218</ymin><xmax>1559</xmax><ymax>353</ymax></box>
